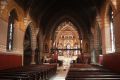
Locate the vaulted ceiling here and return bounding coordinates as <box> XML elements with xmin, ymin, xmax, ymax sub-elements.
<box><xmin>15</xmin><ymin>0</ymin><xmax>106</xmax><ymax>35</ymax></box>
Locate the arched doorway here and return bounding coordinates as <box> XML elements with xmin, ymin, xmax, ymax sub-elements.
<box><xmin>23</xmin><ymin>25</ymin><xmax>32</xmax><ymax>65</ymax></box>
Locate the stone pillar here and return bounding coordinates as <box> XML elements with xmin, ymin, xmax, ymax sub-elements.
<box><xmin>30</xmin><ymin>25</ymin><xmax>39</xmax><ymax>64</ymax></box>
<box><xmin>94</xmin><ymin>25</ymin><xmax>101</xmax><ymax>63</ymax></box>
<box><xmin>31</xmin><ymin>33</ymin><xmax>36</xmax><ymax>64</ymax></box>
<box><xmin>38</xmin><ymin>31</ymin><xmax>44</xmax><ymax>63</ymax></box>
<box><xmin>39</xmin><ymin>38</ymin><xmax>44</xmax><ymax>63</ymax></box>
<box><xmin>90</xmin><ymin>36</ymin><xmax>96</xmax><ymax>64</ymax></box>
<box><xmin>31</xmin><ymin>49</ymin><xmax>36</xmax><ymax>64</ymax></box>
<box><xmin>91</xmin><ymin>17</ymin><xmax>102</xmax><ymax>63</ymax></box>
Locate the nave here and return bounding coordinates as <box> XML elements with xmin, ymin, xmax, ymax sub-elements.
<box><xmin>1</xmin><ymin>0</ymin><xmax>120</xmax><ymax>80</ymax></box>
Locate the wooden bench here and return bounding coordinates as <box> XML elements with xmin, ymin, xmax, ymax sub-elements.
<box><xmin>0</xmin><ymin>64</ymin><xmax>57</xmax><ymax>80</ymax></box>
<box><xmin>66</xmin><ymin>64</ymin><xmax>120</xmax><ymax>80</ymax></box>
<box><xmin>66</xmin><ymin>77</ymin><xmax>120</xmax><ymax>80</ymax></box>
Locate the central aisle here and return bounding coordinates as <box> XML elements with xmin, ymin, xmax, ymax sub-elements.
<box><xmin>50</xmin><ymin>67</ymin><xmax>68</xmax><ymax>80</ymax></box>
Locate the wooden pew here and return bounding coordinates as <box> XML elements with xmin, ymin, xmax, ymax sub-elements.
<box><xmin>0</xmin><ymin>64</ymin><xmax>57</xmax><ymax>80</ymax></box>
<box><xmin>66</xmin><ymin>64</ymin><xmax>120</xmax><ymax>80</ymax></box>
<box><xmin>66</xmin><ymin>77</ymin><xmax>120</xmax><ymax>80</ymax></box>
<box><xmin>0</xmin><ymin>66</ymin><xmax>42</xmax><ymax>80</ymax></box>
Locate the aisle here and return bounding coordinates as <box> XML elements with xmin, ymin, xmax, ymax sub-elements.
<box><xmin>50</xmin><ymin>67</ymin><xmax>68</xmax><ymax>80</ymax></box>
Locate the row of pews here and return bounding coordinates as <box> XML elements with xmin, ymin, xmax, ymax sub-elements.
<box><xmin>66</xmin><ymin>64</ymin><xmax>120</xmax><ymax>80</ymax></box>
<box><xmin>0</xmin><ymin>63</ymin><xmax>57</xmax><ymax>80</ymax></box>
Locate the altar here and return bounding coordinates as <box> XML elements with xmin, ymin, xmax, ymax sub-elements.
<box><xmin>58</xmin><ymin>55</ymin><xmax>77</xmax><ymax>69</ymax></box>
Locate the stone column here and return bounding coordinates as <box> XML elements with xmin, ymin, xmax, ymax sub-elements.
<box><xmin>39</xmin><ymin>37</ymin><xmax>44</xmax><ymax>63</ymax></box>
<box><xmin>37</xmin><ymin>31</ymin><xmax>44</xmax><ymax>63</ymax></box>
<box><xmin>95</xmin><ymin>17</ymin><xmax>104</xmax><ymax>64</ymax></box>
<box><xmin>31</xmin><ymin>33</ymin><xmax>36</xmax><ymax>64</ymax></box>
<box><xmin>31</xmin><ymin>49</ymin><xmax>36</xmax><ymax>64</ymax></box>
<box><xmin>90</xmin><ymin>36</ymin><xmax>96</xmax><ymax>64</ymax></box>
<box><xmin>30</xmin><ymin>25</ymin><xmax>39</xmax><ymax>64</ymax></box>
<box><xmin>94</xmin><ymin>24</ymin><xmax>101</xmax><ymax>63</ymax></box>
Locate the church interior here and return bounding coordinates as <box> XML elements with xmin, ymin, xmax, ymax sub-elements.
<box><xmin>0</xmin><ymin>0</ymin><xmax>120</xmax><ymax>80</ymax></box>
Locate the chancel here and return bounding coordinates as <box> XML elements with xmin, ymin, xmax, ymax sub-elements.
<box><xmin>0</xmin><ymin>0</ymin><xmax>120</xmax><ymax>80</ymax></box>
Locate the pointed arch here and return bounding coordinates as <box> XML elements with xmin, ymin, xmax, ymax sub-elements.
<box><xmin>55</xmin><ymin>20</ymin><xmax>80</xmax><ymax>48</ymax></box>
<box><xmin>49</xmin><ymin>16</ymin><xmax>83</xmax><ymax>41</ymax></box>
<box><xmin>23</xmin><ymin>24</ymin><xmax>32</xmax><ymax>65</ymax></box>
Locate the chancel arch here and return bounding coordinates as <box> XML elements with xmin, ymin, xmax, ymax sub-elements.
<box><xmin>50</xmin><ymin>20</ymin><xmax>84</xmax><ymax>68</ymax></box>
<box><xmin>49</xmin><ymin>16</ymin><xmax>84</xmax><ymax>49</ymax></box>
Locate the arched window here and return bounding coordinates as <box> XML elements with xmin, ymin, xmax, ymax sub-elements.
<box><xmin>6</xmin><ymin>9</ymin><xmax>18</xmax><ymax>51</ymax></box>
<box><xmin>109</xmin><ymin>7</ymin><xmax>115</xmax><ymax>52</ymax></box>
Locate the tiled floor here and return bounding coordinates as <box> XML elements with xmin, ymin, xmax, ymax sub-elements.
<box><xmin>50</xmin><ymin>67</ymin><xmax>68</xmax><ymax>80</ymax></box>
